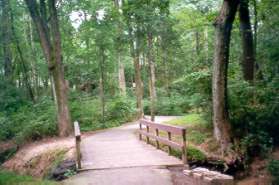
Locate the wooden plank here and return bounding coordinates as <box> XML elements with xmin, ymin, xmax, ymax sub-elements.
<box><xmin>74</xmin><ymin>121</ymin><xmax>81</xmax><ymax>139</ymax></box>
<box><xmin>138</xmin><ymin>130</ymin><xmax>183</xmax><ymax>150</ymax></box>
<box><xmin>74</xmin><ymin>121</ymin><xmax>81</xmax><ymax>169</ymax></box>
<box><xmin>182</xmin><ymin>129</ymin><xmax>187</xmax><ymax>164</ymax></box>
<box><xmin>167</xmin><ymin>131</ymin><xmax>172</xmax><ymax>155</ymax></box>
<box><xmin>146</xmin><ymin>126</ymin><xmax>150</xmax><ymax>144</ymax></box>
<box><xmin>155</xmin><ymin>128</ymin><xmax>159</xmax><ymax>149</ymax></box>
<box><xmin>139</xmin><ymin>123</ymin><xmax>142</xmax><ymax>140</ymax></box>
<box><xmin>140</xmin><ymin>119</ymin><xmax>186</xmax><ymax>135</ymax></box>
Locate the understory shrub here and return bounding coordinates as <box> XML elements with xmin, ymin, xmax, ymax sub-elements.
<box><xmin>268</xmin><ymin>159</ymin><xmax>279</xmax><ymax>185</ymax></box>
<box><xmin>0</xmin><ymin>92</ymin><xmax>137</xmax><ymax>145</ymax></box>
<box><xmin>70</xmin><ymin>93</ymin><xmax>137</xmax><ymax>131</ymax></box>
<box><xmin>0</xmin><ymin>97</ymin><xmax>57</xmax><ymax>144</ymax></box>
<box><xmin>229</xmin><ymin>78</ymin><xmax>279</xmax><ymax>159</ymax></box>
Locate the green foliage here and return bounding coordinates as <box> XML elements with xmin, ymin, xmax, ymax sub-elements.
<box><xmin>0</xmin><ymin>80</ymin><xmax>28</xmax><ymax>113</ymax></box>
<box><xmin>187</xmin><ymin>146</ymin><xmax>207</xmax><ymax>162</ymax></box>
<box><xmin>63</xmin><ymin>169</ymin><xmax>77</xmax><ymax>178</ymax></box>
<box><xmin>165</xmin><ymin>114</ymin><xmax>211</xmax><ymax>145</ymax></box>
<box><xmin>0</xmin><ymin>170</ymin><xmax>59</xmax><ymax>185</ymax></box>
<box><xmin>229</xmin><ymin>79</ymin><xmax>279</xmax><ymax>158</ymax></box>
<box><xmin>268</xmin><ymin>159</ymin><xmax>279</xmax><ymax>185</ymax></box>
<box><xmin>0</xmin><ymin>97</ymin><xmax>57</xmax><ymax>144</ymax></box>
<box><xmin>70</xmin><ymin>93</ymin><xmax>137</xmax><ymax>132</ymax></box>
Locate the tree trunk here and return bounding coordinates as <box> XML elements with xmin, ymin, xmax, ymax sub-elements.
<box><xmin>10</xmin><ymin>5</ymin><xmax>35</xmax><ymax>102</ymax></box>
<box><xmin>114</xmin><ymin>0</ymin><xmax>127</xmax><ymax>96</ymax></box>
<box><xmin>213</xmin><ymin>0</ymin><xmax>239</xmax><ymax>154</ymax></box>
<box><xmin>204</xmin><ymin>26</ymin><xmax>209</xmax><ymax>64</ymax></box>
<box><xmin>134</xmin><ymin>50</ymin><xmax>144</xmax><ymax>119</ymax></box>
<box><xmin>195</xmin><ymin>30</ymin><xmax>200</xmax><ymax>56</ymax></box>
<box><xmin>99</xmin><ymin>47</ymin><xmax>105</xmax><ymax>124</ymax></box>
<box><xmin>147</xmin><ymin>32</ymin><xmax>157</xmax><ymax>121</ymax></box>
<box><xmin>1</xmin><ymin>0</ymin><xmax>13</xmax><ymax>80</ymax></box>
<box><xmin>25</xmin><ymin>0</ymin><xmax>72</xmax><ymax>136</ymax></box>
<box><xmin>239</xmin><ymin>0</ymin><xmax>255</xmax><ymax>82</ymax></box>
<box><xmin>118</xmin><ymin>51</ymin><xmax>127</xmax><ymax>96</ymax></box>
<box><xmin>128</xmin><ymin>26</ymin><xmax>144</xmax><ymax>119</ymax></box>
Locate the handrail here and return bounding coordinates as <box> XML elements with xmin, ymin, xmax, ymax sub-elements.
<box><xmin>139</xmin><ymin>119</ymin><xmax>187</xmax><ymax>164</ymax></box>
<box><xmin>74</xmin><ymin>121</ymin><xmax>81</xmax><ymax>169</ymax></box>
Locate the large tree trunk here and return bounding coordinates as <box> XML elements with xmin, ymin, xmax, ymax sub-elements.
<box><xmin>1</xmin><ymin>0</ymin><xmax>13</xmax><ymax>80</ymax></box>
<box><xmin>239</xmin><ymin>0</ymin><xmax>255</xmax><ymax>82</ymax></box>
<box><xmin>147</xmin><ymin>32</ymin><xmax>157</xmax><ymax>121</ymax></box>
<box><xmin>134</xmin><ymin>50</ymin><xmax>144</xmax><ymax>119</ymax></box>
<box><xmin>114</xmin><ymin>0</ymin><xmax>127</xmax><ymax>96</ymax></box>
<box><xmin>25</xmin><ymin>0</ymin><xmax>72</xmax><ymax>136</ymax></box>
<box><xmin>213</xmin><ymin>0</ymin><xmax>239</xmax><ymax>154</ymax></box>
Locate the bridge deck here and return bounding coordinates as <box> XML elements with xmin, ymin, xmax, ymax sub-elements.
<box><xmin>80</xmin><ymin>122</ymin><xmax>183</xmax><ymax>170</ymax></box>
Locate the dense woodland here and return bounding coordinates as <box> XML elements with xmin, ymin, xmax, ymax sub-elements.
<box><xmin>1</xmin><ymin>0</ymin><xmax>279</xmax><ymax>184</ymax></box>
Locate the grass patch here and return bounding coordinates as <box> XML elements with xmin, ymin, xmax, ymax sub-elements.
<box><xmin>164</xmin><ymin>113</ymin><xmax>211</xmax><ymax>145</ymax></box>
<box><xmin>0</xmin><ymin>170</ymin><xmax>59</xmax><ymax>185</ymax></box>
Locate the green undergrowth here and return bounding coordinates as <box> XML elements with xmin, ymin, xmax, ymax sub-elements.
<box><xmin>0</xmin><ymin>170</ymin><xmax>59</xmax><ymax>185</ymax></box>
<box><xmin>0</xmin><ymin>93</ymin><xmax>137</xmax><ymax>145</ymax></box>
<box><xmin>70</xmin><ymin>94</ymin><xmax>137</xmax><ymax>132</ymax></box>
<box><xmin>165</xmin><ymin>113</ymin><xmax>211</xmax><ymax>145</ymax></box>
<box><xmin>163</xmin><ymin>114</ymin><xmax>212</xmax><ymax>162</ymax></box>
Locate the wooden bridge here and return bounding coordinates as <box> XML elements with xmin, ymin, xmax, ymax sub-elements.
<box><xmin>74</xmin><ymin>118</ymin><xmax>187</xmax><ymax>170</ymax></box>
<box><xmin>66</xmin><ymin>117</ymin><xmax>188</xmax><ymax>185</ymax></box>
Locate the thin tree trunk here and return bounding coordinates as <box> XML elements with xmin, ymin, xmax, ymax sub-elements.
<box><xmin>195</xmin><ymin>30</ymin><xmax>200</xmax><ymax>56</ymax></box>
<box><xmin>134</xmin><ymin>50</ymin><xmax>144</xmax><ymax>119</ymax></box>
<box><xmin>1</xmin><ymin>0</ymin><xmax>13</xmax><ymax>81</ymax></box>
<box><xmin>204</xmin><ymin>26</ymin><xmax>209</xmax><ymax>64</ymax></box>
<box><xmin>118</xmin><ymin>52</ymin><xmax>127</xmax><ymax>96</ymax></box>
<box><xmin>25</xmin><ymin>0</ymin><xmax>72</xmax><ymax>136</ymax></box>
<box><xmin>213</xmin><ymin>0</ymin><xmax>239</xmax><ymax>154</ymax></box>
<box><xmin>147</xmin><ymin>32</ymin><xmax>156</xmax><ymax>121</ymax></box>
<box><xmin>128</xmin><ymin>26</ymin><xmax>143</xmax><ymax>119</ymax></box>
<box><xmin>99</xmin><ymin>47</ymin><xmax>105</xmax><ymax>124</ymax></box>
<box><xmin>239</xmin><ymin>0</ymin><xmax>255</xmax><ymax>82</ymax></box>
<box><xmin>10</xmin><ymin>5</ymin><xmax>35</xmax><ymax>101</ymax></box>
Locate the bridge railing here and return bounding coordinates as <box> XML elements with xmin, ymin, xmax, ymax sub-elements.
<box><xmin>74</xmin><ymin>121</ymin><xmax>81</xmax><ymax>169</ymax></box>
<box><xmin>139</xmin><ymin>119</ymin><xmax>187</xmax><ymax>164</ymax></box>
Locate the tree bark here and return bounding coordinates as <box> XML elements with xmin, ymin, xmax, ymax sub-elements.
<box><xmin>1</xmin><ymin>0</ymin><xmax>13</xmax><ymax>80</ymax></box>
<box><xmin>25</xmin><ymin>0</ymin><xmax>72</xmax><ymax>136</ymax></box>
<box><xmin>134</xmin><ymin>49</ymin><xmax>144</xmax><ymax>119</ymax></box>
<box><xmin>99</xmin><ymin>46</ymin><xmax>105</xmax><ymax>124</ymax></box>
<box><xmin>239</xmin><ymin>0</ymin><xmax>255</xmax><ymax>82</ymax></box>
<box><xmin>114</xmin><ymin>0</ymin><xmax>127</xmax><ymax>96</ymax></box>
<box><xmin>128</xmin><ymin>26</ymin><xmax>144</xmax><ymax>119</ymax></box>
<box><xmin>147</xmin><ymin>32</ymin><xmax>157</xmax><ymax>121</ymax></box>
<box><xmin>118</xmin><ymin>52</ymin><xmax>127</xmax><ymax>96</ymax></box>
<box><xmin>213</xmin><ymin>0</ymin><xmax>239</xmax><ymax>154</ymax></box>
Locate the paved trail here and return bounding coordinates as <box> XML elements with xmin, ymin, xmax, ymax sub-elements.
<box><xmin>64</xmin><ymin>116</ymin><xmax>191</xmax><ymax>185</ymax></box>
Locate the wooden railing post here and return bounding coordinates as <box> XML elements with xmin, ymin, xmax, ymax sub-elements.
<box><xmin>74</xmin><ymin>121</ymin><xmax>81</xmax><ymax>169</ymax></box>
<box><xmin>139</xmin><ymin>119</ymin><xmax>187</xmax><ymax>165</ymax></box>
<box><xmin>146</xmin><ymin>126</ymin><xmax>150</xmax><ymax>144</ymax></box>
<box><xmin>167</xmin><ymin>131</ymin><xmax>172</xmax><ymax>155</ymax></box>
<box><xmin>182</xmin><ymin>129</ymin><xmax>187</xmax><ymax>165</ymax></box>
<box><xmin>139</xmin><ymin>122</ymin><xmax>142</xmax><ymax>140</ymax></box>
<box><xmin>155</xmin><ymin>128</ymin><xmax>159</xmax><ymax>149</ymax></box>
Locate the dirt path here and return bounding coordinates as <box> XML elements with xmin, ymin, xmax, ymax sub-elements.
<box><xmin>63</xmin><ymin>116</ymin><xmax>187</xmax><ymax>185</ymax></box>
